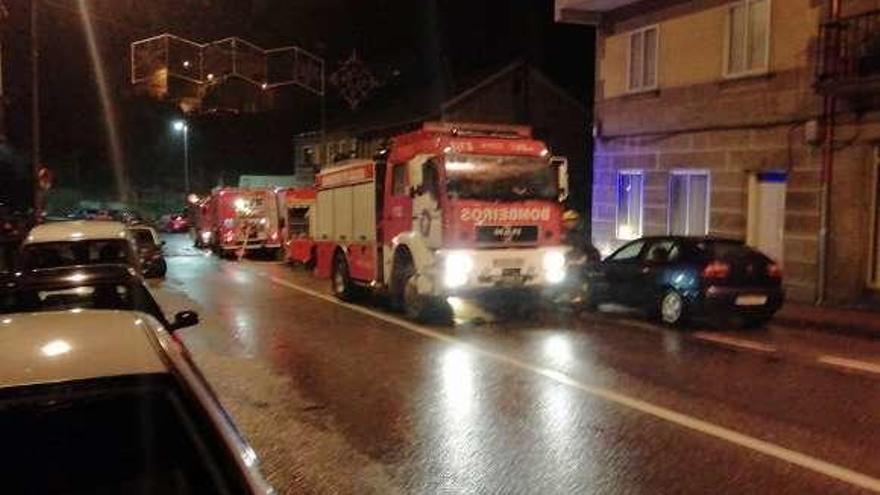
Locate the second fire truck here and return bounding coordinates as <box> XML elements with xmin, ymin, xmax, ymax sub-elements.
<box><xmin>290</xmin><ymin>122</ymin><xmax>570</xmax><ymax>320</ymax></box>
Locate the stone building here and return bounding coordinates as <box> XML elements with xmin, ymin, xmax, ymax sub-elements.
<box><xmin>557</xmin><ymin>0</ymin><xmax>880</xmax><ymax>306</ymax></box>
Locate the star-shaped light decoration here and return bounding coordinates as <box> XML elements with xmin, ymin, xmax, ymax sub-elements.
<box><xmin>330</xmin><ymin>51</ymin><xmax>379</xmax><ymax>110</ymax></box>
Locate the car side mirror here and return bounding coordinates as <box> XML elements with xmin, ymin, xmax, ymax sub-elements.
<box><xmin>170</xmin><ymin>310</ymin><xmax>199</xmax><ymax>332</ymax></box>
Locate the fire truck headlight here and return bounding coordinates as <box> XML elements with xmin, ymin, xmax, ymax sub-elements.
<box><xmin>444</xmin><ymin>251</ymin><xmax>474</xmax><ymax>288</ymax></box>
<box><xmin>543</xmin><ymin>250</ymin><xmax>566</xmax><ymax>284</ymax></box>
<box><xmin>200</xmin><ymin>231</ymin><xmax>212</xmax><ymax>243</ymax></box>
<box><xmin>233</xmin><ymin>198</ymin><xmax>247</xmax><ymax>212</ymax></box>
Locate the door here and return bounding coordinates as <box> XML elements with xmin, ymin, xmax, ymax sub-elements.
<box><xmin>747</xmin><ymin>172</ymin><xmax>787</xmax><ymax>264</ymax></box>
<box><xmin>603</xmin><ymin>239</ymin><xmax>647</xmax><ymax>305</ymax></box>
<box><xmin>636</xmin><ymin>239</ymin><xmax>680</xmax><ymax>306</ymax></box>
<box><xmin>383</xmin><ymin>162</ymin><xmax>413</xmax><ymax>245</ymax></box>
<box><xmin>869</xmin><ymin>153</ymin><xmax>880</xmax><ymax>289</ymax></box>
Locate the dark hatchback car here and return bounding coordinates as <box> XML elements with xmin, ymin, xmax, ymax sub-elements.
<box><xmin>583</xmin><ymin>237</ymin><xmax>784</xmax><ymax>327</ymax></box>
<box><xmin>129</xmin><ymin>225</ymin><xmax>167</xmax><ymax>278</ymax></box>
<box><xmin>0</xmin><ymin>264</ymin><xmax>197</xmax><ymax>331</ymax></box>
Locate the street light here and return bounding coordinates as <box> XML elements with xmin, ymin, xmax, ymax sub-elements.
<box><xmin>172</xmin><ymin>120</ymin><xmax>190</xmax><ymax>193</ymax></box>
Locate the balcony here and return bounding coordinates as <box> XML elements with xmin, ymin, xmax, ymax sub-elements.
<box><xmin>816</xmin><ymin>9</ymin><xmax>880</xmax><ymax>96</ymax></box>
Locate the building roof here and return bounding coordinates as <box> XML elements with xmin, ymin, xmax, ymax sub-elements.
<box><xmin>314</xmin><ymin>60</ymin><xmax>585</xmax><ymax>140</ymax></box>
<box><xmin>25</xmin><ymin>220</ymin><xmax>128</xmax><ymax>244</ymax></box>
<box><xmin>555</xmin><ymin>0</ymin><xmax>640</xmax><ymax>24</ymax></box>
<box><xmin>0</xmin><ymin>310</ymin><xmax>167</xmax><ymax>388</ymax></box>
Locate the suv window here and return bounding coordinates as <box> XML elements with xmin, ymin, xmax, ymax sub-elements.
<box><xmin>609</xmin><ymin>240</ymin><xmax>645</xmax><ymax>261</ymax></box>
<box><xmin>21</xmin><ymin>240</ymin><xmax>133</xmax><ymax>270</ymax></box>
<box><xmin>0</xmin><ymin>281</ymin><xmax>168</xmax><ymax>325</ymax></box>
<box><xmin>644</xmin><ymin>240</ymin><xmax>680</xmax><ymax>263</ymax></box>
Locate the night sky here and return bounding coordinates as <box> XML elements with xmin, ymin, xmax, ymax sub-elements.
<box><xmin>3</xmin><ymin>0</ymin><xmax>594</xmax><ymax>206</ymax></box>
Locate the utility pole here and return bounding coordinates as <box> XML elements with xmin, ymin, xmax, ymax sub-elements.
<box><xmin>30</xmin><ymin>0</ymin><xmax>41</xmax><ymax>215</ymax></box>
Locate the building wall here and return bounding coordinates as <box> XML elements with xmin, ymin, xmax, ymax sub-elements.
<box><xmin>592</xmin><ymin>0</ymin><xmax>829</xmax><ymax>303</ymax></box>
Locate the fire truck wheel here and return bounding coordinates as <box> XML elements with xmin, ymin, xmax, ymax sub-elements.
<box><xmin>331</xmin><ymin>254</ymin><xmax>356</xmax><ymax>302</ymax></box>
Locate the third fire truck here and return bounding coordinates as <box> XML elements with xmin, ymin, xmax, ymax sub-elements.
<box><xmin>290</xmin><ymin>122</ymin><xmax>570</xmax><ymax>320</ymax></box>
<box><xmin>205</xmin><ymin>187</ymin><xmax>282</xmax><ymax>257</ymax></box>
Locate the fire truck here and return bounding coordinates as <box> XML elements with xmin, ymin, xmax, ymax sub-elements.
<box><xmin>205</xmin><ymin>187</ymin><xmax>282</xmax><ymax>257</ymax></box>
<box><xmin>294</xmin><ymin>122</ymin><xmax>570</xmax><ymax>320</ymax></box>
<box><xmin>275</xmin><ymin>187</ymin><xmax>317</xmax><ymax>263</ymax></box>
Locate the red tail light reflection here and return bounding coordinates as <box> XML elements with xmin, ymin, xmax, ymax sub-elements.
<box><xmin>702</xmin><ymin>261</ymin><xmax>730</xmax><ymax>279</ymax></box>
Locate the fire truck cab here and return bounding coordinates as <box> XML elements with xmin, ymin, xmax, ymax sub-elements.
<box><xmin>310</xmin><ymin>122</ymin><xmax>570</xmax><ymax>320</ymax></box>
<box><xmin>208</xmin><ymin>187</ymin><xmax>281</xmax><ymax>256</ymax></box>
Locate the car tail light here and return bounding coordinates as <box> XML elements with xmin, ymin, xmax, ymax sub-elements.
<box><xmin>767</xmin><ymin>263</ymin><xmax>782</xmax><ymax>279</ymax></box>
<box><xmin>702</xmin><ymin>261</ymin><xmax>730</xmax><ymax>279</ymax></box>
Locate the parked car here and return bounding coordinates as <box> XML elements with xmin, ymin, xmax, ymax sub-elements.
<box><xmin>0</xmin><ymin>264</ymin><xmax>197</xmax><ymax>330</ymax></box>
<box><xmin>129</xmin><ymin>225</ymin><xmax>167</xmax><ymax>278</ymax></box>
<box><xmin>0</xmin><ymin>310</ymin><xmax>272</xmax><ymax>494</ymax></box>
<box><xmin>19</xmin><ymin>220</ymin><xmax>140</xmax><ymax>274</ymax></box>
<box><xmin>164</xmin><ymin>212</ymin><xmax>191</xmax><ymax>233</ymax></box>
<box><xmin>582</xmin><ymin>236</ymin><xmax>784</xmax><ymax>327</ymax></box>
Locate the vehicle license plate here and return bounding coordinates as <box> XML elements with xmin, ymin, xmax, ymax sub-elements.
<box><xmin>735</xmin><ymin>295</ymin><xmax>767</xmax><ymax>306</ymax></box>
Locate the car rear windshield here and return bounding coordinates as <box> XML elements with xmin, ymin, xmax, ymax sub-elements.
<box><xmin>694</xmin><ymin>240</ymin><xmax>759</xmax><ymax>260</ymax></box>
<box><xmin>0</xmin><ymin>282</ymin><xmax>166</xmax><ymax>324</ymax></box>
<box><xmin>131</xmin><ymin>229</ymin><xmax>155</xmax><ymax>246</ymax></box>
<box><xmin>21</xmin><ymin>240</ymin><xmax>132</xmax><ymax>269</ymax></box>
<box><xmin>0</xmin><ymin>375</ymin><xmax>248</xmax><ymax>494</ymax></box>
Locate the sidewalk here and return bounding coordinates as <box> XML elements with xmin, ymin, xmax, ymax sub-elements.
<box><xmin>775</xmin><ymin>303</ymin><xmax>880</xmax><ymax>339</ymax></box>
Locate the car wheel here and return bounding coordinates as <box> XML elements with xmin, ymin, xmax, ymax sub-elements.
<box><xmin>659</xmin><ymin>289</ymin><xmax>687</xmax><ymax>326</ymax></box>
<box><xmin>155</xmin><ymin>258</ymin><xmax>167</xmax><ymax>278</ymax></box>
<box><xmin>331</xmin><ymin>254</ymin><xmax>358</xmax><ymax>302</ymax></box>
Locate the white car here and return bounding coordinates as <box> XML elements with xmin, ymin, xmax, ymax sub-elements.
<box><xmin>0</xmin><ymin>310</ymin><xmax>273</xmax><ymax>493</ymax></box>
<box><xmin>19</xmin><ymin>220</ymin><xmax>140</xmax><ymax>272</ymax></box>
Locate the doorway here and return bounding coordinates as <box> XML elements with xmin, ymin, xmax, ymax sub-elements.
<box><xmin>869</xmin><ymin>151</ymin><xmax>880</xmax><ymax>289</ymax></box>
<box><xmin>747</xmin><ymin>172</ymin><xmax>787</xmax><ymax>264</ymax></box>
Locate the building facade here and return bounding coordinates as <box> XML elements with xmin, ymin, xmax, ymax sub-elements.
<box><xmin>558</xmin><ymin>0</ymin><xmax>880</xmax><ymax>306</ymax></box>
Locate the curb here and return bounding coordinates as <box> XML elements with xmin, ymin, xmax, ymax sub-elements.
<box><xmin>773</xmin><ymin>312</ymin><xmax>880</xmax><ymax>340</ymax></box>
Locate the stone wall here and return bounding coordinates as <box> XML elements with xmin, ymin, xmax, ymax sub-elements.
<box><xmin>593</xmin><ymin>124</ymin><xmax>822</xmax><ymax>302</ymax></box>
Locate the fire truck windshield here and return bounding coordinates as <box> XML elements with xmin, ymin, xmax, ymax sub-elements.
<box><xmin>444</xmin><ymin>154</ymin><xmax>558</xmax><ymax>201</ymax></box>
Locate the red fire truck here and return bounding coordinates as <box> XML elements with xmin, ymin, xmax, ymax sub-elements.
<box><xmin>292</xmin><ymin>122</ymin><xmax>570</xmax><ymax>320</ymax></box>
<box><xmin>205</xmin><ymin>187</ymin><xmax>282</xmax><ymax>257</ymax></box>
<box><xmin>275</xmin><ymin>187</ymin><xmax>317</xmax><ymax>263</ymax></box>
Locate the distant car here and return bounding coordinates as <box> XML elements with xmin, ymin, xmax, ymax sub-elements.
<box><xmin>0</xmin><ymin>310</ymin><xmax>272</xmax><ymax>494</ymax></box>
<box><xmin>582</xmin><ymin>236</ymin><xmax>784</xmax><ymax>327</ymax></box>
<box><xmin>165</xmin><ymin>212</ymin><xmax>191</xmax><ymax>233</ymax></box>
<box><xmin>19</xmin><ymin>220</ymin><xmax>140</xmax><ymax>274</ymax></box>
<box><xmin>0</xmin><ymin>264</ymin><xmax>196</xmax><ymax>330</ymax></box>
<box><xmin>129</xmin><ymin>225</ymin><xmax>167</xmax><ymax>278</ymax></box>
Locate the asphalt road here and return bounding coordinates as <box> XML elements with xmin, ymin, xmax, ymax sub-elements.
<box><xmin>152</xmin><ymin>234</ymin><xmax>880</xmax><ymax>494</ymax></box>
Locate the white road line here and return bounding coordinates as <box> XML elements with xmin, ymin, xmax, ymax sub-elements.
<box><xmin>692</xmin><ymin>332</ymin><xmax>777</xmax><ymax>354</ymax></box>
<box><xmin>818</xmin><ymin>355</ymin><xmax>880</xmax><ymax>376</ymax></box>
<box><xmin>257</xmin><ymin>271</ymin><xmax>880</xmax><ymax>493</ymax></box>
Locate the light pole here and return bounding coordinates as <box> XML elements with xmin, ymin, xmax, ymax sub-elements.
<box><xmin>172</xmin><ymin>120</ymin><xmax>190</xmax><ymax>193</ymax></box>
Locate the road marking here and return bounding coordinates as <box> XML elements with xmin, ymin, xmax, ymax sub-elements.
<box><xmin>257</xmin><ymin>270</ymin><xmax>880</xmax><ymax>493</ymax></box>
<box><xmin>818</xmin><ymin>355</ymin><xmax>880</xmax><ymax>376</ymax></box>
<box><xmin>692</xmin><ymin>332</ymin><xmax>777</xmax><ymax>354</ymax></box>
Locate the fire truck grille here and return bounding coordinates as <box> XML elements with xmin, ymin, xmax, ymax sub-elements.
<box><xmin>475</xmin><ymin>225</ymin><xmax>539</xmax><ymax>244</ymax></box>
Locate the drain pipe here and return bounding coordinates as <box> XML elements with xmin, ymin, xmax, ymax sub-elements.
<box><xmin>817</xmin><ymin>0</ymin><xmax>841</xmax><ymax>305</ymax></box>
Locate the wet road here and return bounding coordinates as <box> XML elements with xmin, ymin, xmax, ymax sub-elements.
<box><xmin>154</xmin><ymin>234</ymin><xmax>880</xmax><ymax>494</ymax></box>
